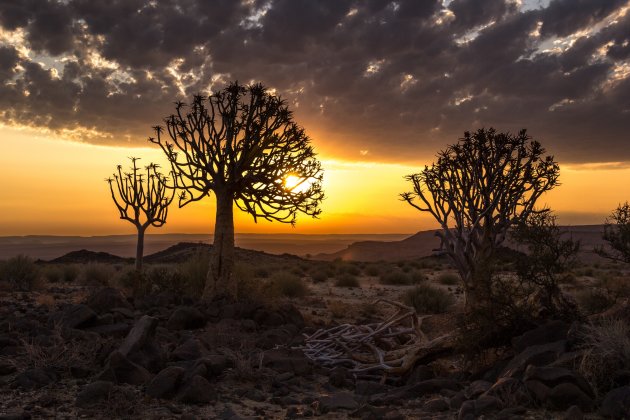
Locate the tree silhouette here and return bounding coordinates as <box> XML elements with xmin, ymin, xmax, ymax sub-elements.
<box><xmin>106</xmin><ymin>157</ymin><xmax>174</xmax><ymax>272</ymax></box>
<box><xmin>401</xmin><ymin>128</ymin><xmax>559</xmax><ymax>308</ymax></box>
<box><xmin>596</xmin><ymin>202</ymin><xmax>630</xmax><ymax>263</ymax></box>
<box><xmin>150</xmin><ymin>82</ymin><xmax>324</xmax><ymax>301</ymax></box>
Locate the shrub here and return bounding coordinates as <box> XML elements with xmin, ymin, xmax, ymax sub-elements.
<box><xmin>334</xmin><ymin>274</ymin><xmax>360</xmax><ymax>288</ymax></box>
<box><xmin>410</xmin><ymin>270</ymin><xmax>427</xmax><ymax>284</ymax></box>
<box><xmin>254</xmin><ymin>267</ymin><xmax>270</xmax><ymax>278</ymax></box>
<box><xmin>576</xmin><ymin>289</ymin><xmax>616</xmax><ymax>315</ymax></box>
<box><xmin>61</xmin><ymin>264</ymin><xmax>80</xmax><ymax>283</ymax></box>
<box><xmin>81</xmin><ymin>263</ymin><xmax>116</xmax><ymax>287</ymax></box>
<box><xmin>337</xmin><ymin>263</ymin><xmax>361</xmax><ymax>276</ymax></box>
<box><xmin>328</xmin><ymin>300</ymin><xmax>346</xmax><ymax>319</ymax></box>
<box><xmin>269</xmin><ymin>272</ymin><xmax>308</xmax><ymax>298</ymax></box>
<box><xmin>43</xmin><ymin>266</ymin><xmax>62</xmax><ymax>283</ymax></box>
<box><xmin>143</xmin><ymin>265</ymin><xmax>184</xmax><ymax>294</ymax></box>
<box><xmin>579</xmin><ymin>319</ymin><xmax>630</xmax><ymax>395</ymax></box>
<box><xmin>437</xmin><ymin>272</ymin><xmax>459</xmax><ymax>286</ymax></box>
<box><xmin>179</xmin><ymin>251</ymin><xmax>210</xmax><ymax>295</ymax></box>
<box><xmin>379</xmin><ymin>272</ymin><xmax>412</xmax><ymax>285</ymax></box>
<box><xmin>311</xmin><ymin>270</ymin><xmax>329</xmax><ymax>283</ymax></box>
<box><xmin>365</xmin><ymin>265</ymin><xmax>381</xmax><ymax>276</ymax></box>
<box><xmin>402</xmin><ymin>284</ymin><xmax>454</xmax><ymax>314</ymax></box>
<box><xmin>0</xmin><ymin>255</ymin><xmax>40</xmax><ymax>291</ymax></box>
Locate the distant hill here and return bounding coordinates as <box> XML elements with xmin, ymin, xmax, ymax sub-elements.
<box><xmin>48</xmin><ymin>242</ymin><xmax>305</xmax><ymax>265</ymax></box>
<box><xmin>315</xmin><ymin>225</ymin><xmax>608</xmax><ymax>262</ymax></box>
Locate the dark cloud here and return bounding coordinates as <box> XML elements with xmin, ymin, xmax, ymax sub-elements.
<box><xmin>0</xmin><ymin>0</ymin><xmax>629</xmax><ymax>164</ymax></box>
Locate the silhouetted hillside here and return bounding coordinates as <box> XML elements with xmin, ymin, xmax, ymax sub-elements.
<box><xmin>49</xmin><ymin>249</ymin><xmax>131</xmax><ymax>264</ymax></box>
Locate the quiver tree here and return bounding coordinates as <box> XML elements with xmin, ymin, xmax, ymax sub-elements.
<box><xmin>596</xmin><ymin>202</ymin><xmax>630</xmax><ymax>263</ymax></box>
<box><xmin>150</xmin><ymin>82</ymin><xmax>324</xmax><ymax>301</ymax></box>
<box><xmin>401</xmin><ymin>128</ymin><xmax>559</xmax><ymax>308</ymax></box>
<box><xmin>107</xmin><ymin>157</ymin><xmax>175</xmax><ymax>272</ymax></box>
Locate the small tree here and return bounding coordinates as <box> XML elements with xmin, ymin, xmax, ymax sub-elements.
<box><xmin>150</xmin><ymin>82</ymin><xmax>324</xmax><ymax>301</ymax></box>
<box><xmin>401</xmin><ymin>128</ymin><xmax>559</xmax><ymax>308</ymax></box>
<box><xmin>596</xmin><ymin>202</ymin><xmax>630</xmax><ymax>263</ymax></box>
<box><xmin>107</xmin><ymin>157</ymin><xmax>174</xmax><ymax>272</ymax></box>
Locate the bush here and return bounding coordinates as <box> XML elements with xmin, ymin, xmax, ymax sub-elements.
<box><xmin>402</xmin><ymin>284</ymin><xmax>454</xmax><ymax>314</ymax></box>
<box><xmin>311</xmin><ymin>270</ymin><xmax>329</xmax><ymax>283</ymax></box>
<box><xmin>334</xmin><ymin>274</ymin><xmax>360</xmax><ymax>288</ymax></box>
<box><xmin>336</xmin><ymin>263</ymin><xmax>361</xmax><ymax>276</ymax></box>
<box><xmin>81</xmin><ymin>263</ymin><xmax>116</xmax><ymax>287</ymax></box>
<box><xmin>179</xmin><ymin>251</ymin><xmax>210</xmax><ymax>295</ymax></box>
<box><xmin>379</xmin><ymin>272</ymin><xmax>412</xmax><ymax>285</ymax></box>
<box><xmin>0</xmin><ymin>255</ymin><xmax>40</xmax><ymax>291</ymax></box>
<box><xmin>365</xmin><ymin>265</ymin><xmax>381</xmax><ymax>276</ymax></box>
<box><xmin>269</xmin><ymin>272</ymin><xmax>307</xmax><ymax>298</ymax></box>
<box><xmin>437</xmin><ymin>272</ymin><xmax>459</xmax><ymax>285</ymax></box>
<box><xmin>61</xmin><ymin>264</ymin><xmax>80</xmax><ymax>282</ymax></box>
<box><xmin>254</xmin><ymin>267</ymin><xmax>270</xmax><ymax>278</ymax></box>
<box><xmin>43</xmin><ymin>266</ymin><xmax>62</xmax><ymax>283</ymax></box>
<box><xmin>576</xmin><ymin>289</ymin><xmax>616</xmax><ymax>315</ymax></box>
<box><xmin>410</xmin><ymin>270</ymin><xmax>427</xmax><ymax>284</ymax></box>
<box><xmin>579</xmin><ymin>319</ymin><xmax>630</xmax><ymax>395</ymax></box>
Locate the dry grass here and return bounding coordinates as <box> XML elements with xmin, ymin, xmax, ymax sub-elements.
<box><xmin>334</xmin><ymin>273</ymin><xmax>360</xmax><ymax>288</ymax></box>
<box><xmin>402</xmin><ymin>284</ymin><xmax>455</xmax><ymax>314</ymax></box>
<box><xmin>35</xmin><ymin>293</ymin><xmax>56</xmax><ymax>310</ymax></box>
<box><xmin>327</xmin><ymin>299</ymin><xmax>347</xmax><ymax>319</ymax></box>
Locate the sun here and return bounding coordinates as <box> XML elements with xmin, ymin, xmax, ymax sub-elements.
<box><xmin>284</xmin><ymin>174</ymin><xmax>311</xmax><ymax>193</ymax></box>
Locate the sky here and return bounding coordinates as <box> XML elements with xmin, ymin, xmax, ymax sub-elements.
<box><xmin>0</xmin><ymin>0</ymin><xmax>629</xmax><ymax>236</ymax></box>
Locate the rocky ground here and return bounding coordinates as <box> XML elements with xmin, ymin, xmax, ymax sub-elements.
<box><xmin>0</xmin><ymin>273</ymin><xmax>629</xmax><ymax>419</ymax></box>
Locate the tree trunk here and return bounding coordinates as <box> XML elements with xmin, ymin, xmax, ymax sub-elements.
<box><xmin>135</xmin><ymin>225</ymin><xmax>145</xmax><ymax>272</ymax></box>
<box><xmin>203</xmin><ymin>191</ymin><xmax>236</xmax><ymax>301</ymax></box>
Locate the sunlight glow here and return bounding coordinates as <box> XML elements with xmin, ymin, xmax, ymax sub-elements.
<box><xmin>284</xmin><ymin>174</ymin><xmax>311</xmax><ymax>193</ymax></box>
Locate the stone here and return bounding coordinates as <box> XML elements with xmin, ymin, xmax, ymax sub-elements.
<box><xmin>167</xmin><ymin>307</ymin><xmax>206</xmax><ymax>330</ymax></box>
<box><xmin>75</xmin><ymin>381</ymin><xmax>114</xmax><ymax>407</ymax></box>
<box><xmin>261</xmin><ymin>348</ymin><xmax>312</xmax><ymax>376</ymax></box>
<box><xmin>172</xmin><ymin>338</ymin><xmax>207</xmax><ymax>361</ymax></box>
<box><xmin>500</xmin><ymin>340</ymin><xmax>566</xmax><ymax>378</ymax></box>
<box><xmin>495</xmin><ymin>406</ymin><xmax>527</xmax><ymax>419</ymax></box>
<box><xmin>355</xmin><ymin>380</ymin><xmax>393</xmax><ymax>396</ymax></box>
<box><xmin>465</xmin><ymin>380</ymin><xmax>492</xmax><ymax>399</ymax></box>
<box><xmin>423</xmin><ymin>397</ymin><xmax>449</xmax><ymax>412</ymax></box>
<box><xmin>0</xmin><ymin>360</ymin><xmax>16</xmax><ymax>375</ymax></box>
<box><xmin>118</xmin><ymin>315</ymin><xmax>157</xmax><ymax>356</ymax></box>
<box><xmin>99</xmin><ymin>351</ymin><xmax>153</xmax><ymax>385</ymax></box>
<box><xmin>15</xmin><ymin>368</ymin><xmax>57</xmax><ymax>390</ymax></box>
<box><xmin>547</xmin><ymin>383</ymin><xmax>593</xmax><ymax>412</ymax></box>
<box><xmin>523</xmin><ymin>365</ymin><xmax>593</xmax><ymax>397</ymax></box>
<box><xmin>512</xmin><ymin>320</ymin><xmax>569</xmax><ymax>352</ymax></box>
<box><xmin>405</xmin><ymin>364</ymin><xmax>435</xmax><ymax>384</ymax></box>
<box><xmin>176</xmin><ymin>375</ymin><xmax>215</xmax><ymax>404</ymax></box>
<box><xmin>600</xmin><ymin>386</ymin><xmax>630</xmax><ymax>419</ymax></box>
<box><xmin>561</xmin><ymin>405</ymin><xmax>583</xmax><ymax>420</ymax></box>
<box><xmin>86</xmin><ymin>288</ymin><xmax>131</xmax><ymax>313</ymax></box>
<box><xmin>84</xmin><ymin>322</ymin><xmax>130</xmax><ymax>337</ymax></box>
<box><xmin>319</xmin><ymin>391</ymin><xmax>359</xmax><ymax>412</ymax></box>
<box><xmin>525</xmin><ymin>379</ymin><xmax>551</xmax><ymax>402</ymax></box>
<box><xmin>328</xmin><ymin>367</ymin><xmax>353</xmax><ymax>389</ymax></box>
<box><xmin>146</xmin><ymin>366</ymin><xmax>185</xmax><ymax>399</ymax></box>
<box><xmin>256</xmin><ymin>328</ymin><xmax>292</xmax><ymax>349</ymax></box>
<box><xmin>457</xmin><ymin>400</ymin><xmax>475</xmax><ymax>420</ymax></box>
<box><xmin>0</xmin><ymin>410</ymin><xmax>30</xmax><ymax>420</ymax></box>
<box><xmin>474</xmin><ymin>395</ymin><xmax>501</xmax><ymax>415</ymax></box>
<box><xmin>49</xmin><ymin>304</ymin><xmax>97</xmax><ymax>329</ymax></box>
<box><xmin>484</xmin><ymin>377</ymin><xmax>530</xmax><ymax>406</ymax></box>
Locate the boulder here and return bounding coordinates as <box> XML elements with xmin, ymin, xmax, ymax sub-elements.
<box><xmin>75</xmin><ymin>381</ymin><xmax>114</xmax><ymax>407</ymax></box>
<box><xmin>118</xmin><ymin>315</ymin><xmax>164</xmax><ymax>372</ymax></box>
<box><xmin>547</xmin><ymin>383</ymin><xmax>593</xmax><ymax>412</ymax></box>
<box><xmin>319</xmin><ymin>391</ymin><xmax>359</xmax><ymax>412</ymax></box>
<box><xmin>261</xmin><ymin>348</ymin><xmax>312</xmax><ymax>376</ymax></box>
<box><xmin>500</xmin><ymin>340</ymin><xmax>566</xmax><ymax>378</ymax></box>
<box><xmin>49</xmin><ymin>304</ymin><xmax>97</xmax><ymax>329</ymax></box>
<box><xmin>600</xmin><ymin>386</ymin><xmax>630</xmax><ymax>419</ymax></box>
<box><xmin>98</xmin><ymin>351</ymin><xmax>153</xmax><ymax>385</ymax></box>
<box><xmin>146</xmin><ymin>366</ymin><xmax>185</xmax><ymax>399</ymax></box>
<box><xmin>15</xmin><ymin>368</ymin><xmax>57</xmax><ymax>390</ymax></box>
<box><xmin>172</xmin><ymin>338</ymin><xmax>207</xmax><ymax>361</ymax></box>
<box><xmin>86</xmin><ymin>288</ymin><xmax>131</xmax><ymax>313</ymax></box>
<box><xmin>523</xmin><ymin>365</ymin><xmax>593</xmax><ymax>397</ymax></box>
<box><xmin>512</xmin><ymin>320</ymin><xmax>569</xmax><ymax>353</ymax></box>
<box><xmin>167</xmin><ymin>307</ymin><xmax>206</xmax><ymax>330</ymax></box>
<box><xmin>423</xmin><ymin>397</ymin><xmax>450</xmax><ymax>412</ymax></box>
<box><xmin>465</xmin><ymin>380</ymin><xmax>493</xmax><ymax>399</ymax></box>
<box><xmin>176</xmin><ymin>375</ymin><xmax>215</xmax><ymax>404</ymax></box>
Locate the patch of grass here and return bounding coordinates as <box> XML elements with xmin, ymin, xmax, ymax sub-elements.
<box><xmin>437</xmin><ymin>272</ymin><xmax>460</xmax><ymax>286</ymax></box>
<box><xmin>364</xmin><ymin>265</ymin><xmax>381</xmax><ymax>276</ymax></box>
<box><xmin>379</xmin><ymin>271</ymin><xmax>412</xmax><ymax>285</ymax></box>
<box><xmin>253</xmin><ymin>267</ymin><xmax>270</xmax><ymax>278</ymax></box>
<box><xmin>576</xmin><ymin>289</ymin><xmax>616</xmax><ymax>315</ymax></box>
<box><xmin>61</xmin><ymin>264</ymin><xmax>80</xmax><ymax>283</ymax></box>
<box><xmin>334</xmin><ymin>274</ymin><xmax>360</xmax><ymax>288</ymax></box>
<box><xmin>410</xmin><ymin>270</ymin><xmax>427</xmax><ymax>284</ymax></box>
<box><xmin>179</xmin><ymin>251</ymin><xmax>210</xmax><ymax>295</ymax></box>
<box><xmin>42</xmin><ymin>266</ymin><xmax>62</xmax><ymax>283</ymax></box>
<box><xmin>80</xmin><ymin>263</ymin><xmax>116</xmax><ymax>287</ymax></box>
<box><xmin>269</xmin><ymin>272</ymin><xmax>308</xmax><ymax>298</ymax></box>
<box><xmin>0</xmin><ymin>255</ymin><xmax>40</xmax><ymax>291</ymax></box>
<box><xmin>327</xmin><ymin>300</ymin><xmax>346</xmax><ymax>319</ymax></box>
<box><xmin>311</xmin><ymin>270</ymin><xmax>329</xmax><ymax>283</ymax></box>
<box><xmin>402</xmin><ymin>284</ymin><xmax>454</xmax><ymax>314</ymax></box>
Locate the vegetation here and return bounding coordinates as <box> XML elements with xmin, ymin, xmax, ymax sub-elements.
<box><xmin>402</xmin><ymin>128</ymin><xmax>559</xmax><ymax>309</ymax></box>
<box><xmin>268</xmin><ymin>272</ymin><xmax>308</xmax><ymax>298</ymax></box>
<box><xmin>402</xmin><ymin>284</ymin><xmax>454</xmax><ymax>314</ymax></box>
<box><xmin>334</xmin><ymin>274</ymin><xmax>360</xmax><ymax>288</ymax></box>
<box><xmin>437</xmin><ymin>272</ymin><xmax>459</xmax><ymax>285</ymax></box>
<box><xmin>597</xmin><ymin>202</ymin><xmax>630</xmax><ymax>263</ymax></box>
<box><xmin>150</xmin><ymin>82</ymin><xmax>324</xmax><ymax>301</ymax></box>
<box><xmin>0</xmin><ymin>255</ymin><xmax>39</xmax><ymax>291</ymax></box>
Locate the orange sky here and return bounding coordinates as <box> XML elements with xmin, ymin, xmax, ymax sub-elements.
<box><xmin>0</xmin><ymin>124</ymin><xmax>627</xmax><ymax>236</ymax></box>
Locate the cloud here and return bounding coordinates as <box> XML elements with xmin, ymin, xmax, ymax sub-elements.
<box><xmin>0</xmin><ymin>0</ymin><xmax>629</xmax><ymax>164</ymax></box>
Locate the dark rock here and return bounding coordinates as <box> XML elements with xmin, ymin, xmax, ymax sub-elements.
<box><xmin>512</xmin><ymin>320</ymin><xmax>569</xmax><ymax>352</ymax></box>
<box><xmin>600</xmin><ymin>386</ymin><xmax>630</xmax><ymax>419</ymax></box>
<box><xmin>449</xmin><ymin>391</ymin><xmax>467</xmax><ymax>409</ymax></box>
<box><xmin>172</xmin><ymin>338</ymin><xmax>207</xmax><ymax>361</ymax></box>
<box><xmin>406</xmin><ymin>364</ymin><xmax>435</xmax><ymax>384</ymax></box>
<box><xmin>70</xmin><ymin>366</ymin><xmax>92</xmax><ymax>379</ymax></box>
<box><xmin>547</xmin><ymin>383</ymin><xmax>593</xmax><ymax>412</ymax></box>
<box><xmin>496</xmin><ymin>406</ymin><xmax>527</xmax><ymax>419</ymax></box>
<box><xmin>118</xmin><ymin>315</ymin><xmax>157</xmax><ymax>356</ymax></box>
<box><xmin>500</xmin><ymin>340</ymin><xmax>566</xmax><ymax>378</ymax></box>
<box><xmin>86</xmin><ymin>288</ymin><xmax>131</xmax><ymax>313</ymax></box>
<box><xmin>49</xmin><ymin>304</ymin><xmax>97</xmax><ymax>329</ymax></box>
<box><xmin>167</xmin><ymin>307</ymin><xmax>206</xmax><ymax>330</ymax></box>
<box><xmin>524</xmin><ymin>365</ymin><xmax>594</xmax><ymax>397</ymax></box>
<box><xmin>474</xmin><ymin>395</ymin><xmax>501</xmax><ymax>415</ymax></box>
<box><xmin>176</xmin><ymin>375</ymin><xmax>215</xmax><ymax>404</ymax></box>
<box><xmin>99</xmin><ymin>351</ymin><xmax>153</xmax><ymax>385</ymax></box>
<box><xmin>0</xmin><ymin>360</ymin><xmax>16</xmax><ymax>375</ymax></box>
<box><xmin>613</xmin><ymin>370</ymin><xmax>630</xmax><ymax>388</ymax></box>
<box><xmin>465</xmin><ymin>380</ymin><xmax>492</xmax><ymax>399</ymax></box>
<box><xmin>423</xmin><ymin>397</ymin><xmax>449</xmax><ymax>412</ymax></box>
<box><xmin>0</xmin><ymin>410</ymin><xmax>30</xmax><ymax>420</ymax></box>
<box><xmin>75</xmin><ymin>381</ymin><xmax>114</xmax><ymax>407</ymax></box>
<box><xmin>200</xmin><ymin>355</ymin><xmax>232</xmax><ymax>377</ymax></box>
<box><xmin>243</xmin><ymin>388</ymin><xmax>266</xmax><ymax>402</ymax></box>
<box><xmin>457</xmin><ymin>400</ymin><xmax>475</xmax><ymax>420</ymax></box>
<box><xmin>328</xmin><ymin>367</ymin><xmax>353</xmax><ymax>389</ymax></box>
<box><xmin>484</xmin><ymin>377</ymin><xmax>531</xmax><ymax>406</ymax></box>
<box><xmin>562</xmin><ymin>405</ymin><xmax>584</xmax><ymax>420</ymax></box>
<box><xmin>319</xmin><ymin>391</ymin><xmax>358</xmax><ymax>412</ymax></box>
<box><xmin>146</xmin><ymin>366</ymin><xmax>185</xmax><ymax>399</ymax></box>
<box><xmin>256</xmin><ymin>328</ymin><xmax>292</xmax><ymax>349</ymax></box>
<box><xmin>84</xmin><ymin>322</ymin><xmax>130</xmax><ymax>337</ymax></box>
<box><xmin>15</xmin><ymin>368</ymin><xmax>57</xmax><ymax>390</ymax></box>
<box><xmin>355</xmin><ymin>380</ymin><xmax>393</xmax><ymax>396</ymax></box>
<box><xmin>371</xmin><ymin>378</ymin><xmax>463</xmax><ymax>405</ymax></box>
<box><xmin>261</xmin><ymin>348</ymin><xmax>312</xmax><ymax>376</ymax></box>
<box><xmin>525</xmin><ymin>379</ymin><xmax>551</xmax><ymax>402</ymax></box>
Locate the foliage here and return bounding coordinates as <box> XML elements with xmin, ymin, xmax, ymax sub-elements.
<box><xmin>311</xmin><ymin>270</ymin><xmax>329</xmax><ymax>283</ymax></box>
<box><xmin>379</xmin><ymin>271</ymin><xmax>413</xmax><ymax>285</ymax></box>
<box><xmin>268</xmin><ymin>272</ymin><xmax>308</xmax><ymax>298</ymax></box>
<box><xmin>402</xmin><ymin>284</ymin><xmax>454</xmax><ymax>314</ymax></box>
<box><xmin>596</xmin><ymin>202</ymin><xmax>630</xmax><ymax>263</ymax></box>
<box><xmin>81</xmin><ymin>263</ymin><xmax>116</xmax><ymax>287</ymax></box>
<box><xmin>0</xmin><ymin>255</ymin><xmax>40</xmax><ymax>291</ymax></box>
<box><xmin>402</xmin><ymin>128</ymin><xmax>559</xmax><ymax>308</ymax></box>
<box><xmin>576</xmin><ymin>289</ymin><xmax>616</xmax><ymax>315</ymax></box>
<box><xmin>334</xmin><ymin>274</ymin><xmax>360</xmax><ymax>288</ymax></box>
<box><xmin>437</xmin><ymin>272</ymin><xmax>459</xmax><ymax>285</ymax></box>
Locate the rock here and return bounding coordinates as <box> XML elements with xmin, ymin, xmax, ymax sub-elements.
<box><xmin>176</xmin><ymin>375</ymin><xmax>215</xmax><ymax>404</ymax></box>
<box><xmin>355</xmin><ymin>380</ymin><xmax>393</xmax><ymax>396</ymax></box>
<box><xmin>243</xmin><ymin>388</ymin><xmax>266</xmax><ymax>402</ymax></box>
<box><xmin>512</xmin><ymin>320</ymin><xmax>569</xmax><ymax>352</ymax></box>
<box><xmin>86</xmin><ymin>288</ymin><xmax>131</xmax><ymax>313</ymax></box>
<box><xmin>99</xmin><ymin>351</ymin><xmax>153</xmax><ymax>385</ymax></box>
<box><xmin>15</xmin><ymin>368</ymin><xmax>57</xmax><ymax>390</ymax></box>
<box><xmin>562</xmin><ymin>405</ymin><xmax>583</xmax><ymax>420</ymax></box>
<box><xmin>118</xmin><ymin>315</ymin><xmax>157</xmax><ymax>356</ymax></box>
<box><xmin>261</xmin><ymin>348</ymin><xmax>312</xmax><ymax>376</ymax></box>
<box><xmin>328</xmin><ymin>367</ymin><xmax>353</xmax><ymax>389</ymax></box>
<box><xmin>500</xmin><ymin>340</ymin><xmax>566</xmax><ymax>378</ymax></box>
<box><xmin>319</xmin><ymin>391</ymin><xmax>359</xmax><ymax>412</ymax></box>
<box><xmin>0</xmin><ymin>360</ymin><xmax>16</xmax><ymax>375</ymax></box>
<box><xmin>256</xmin><ymin>328</ymin><xmax>293</xmax><ymax>349</ymax></box>
<box><xmin>484</xmin><ymin>377</ymin><xmax>530</xmax><ymax>406</ymax></box>
<box><xmin>84</xmin><ymin>322</ymin><xmax>130</xmax><ymax>337</ymax></box>
<box><xmin>474</xmin><ymin>395</ymin><xmax>501</xmax><ymax>415</ymax></box>
<box><xmin>600</xmin><ymin>386</ymin><xmax>630</xmax><ymax>419</ymax></box>
<box><xmin>547</xmin><ymin>383</ymin><xmax>593</xmax><ymax>412</ymax></box>
<box><xmin>0</xmin><ymin>410</ymin><xmax>30</xmax><ymax>420</ymax></box>
<box><xmin>525</xmin><ymin>379</ymin><xmax>551</xmax><ymax>402</ymax></box>
<box><xmin>523</xmin><ymin>365</ymin><xmax>593</xmax><ymax>397</ymax></box>
<box><xmin>167</xmin><ymin>307</ymin><xmax>206</xmax><ymax>330</ymax></box>
<box><xmin>405</xmin><ymin>364</ymin><xmax>435</xmax><ymax>384</ymax></box>
<box><xmin>146</xmin><ymin>366</ymin><xmax>185</xmax><ymax>399</ymax></box>
<box><xmin>465</xmin><ymin>380</ymin><xmax>492</xmax><ymax>399</ymax></box>
<box><xmin>371</xmin><ymin>378</ymin><xmax>463</xmax><ymax>405</ymax></box>
<box><xmin>49</xmin><ymin>304</ymin><xmax>97</xmax><ymax>329</ymax></box>
<box><xmin>75</xmin><ymin>381</ymin><xmax>114</xmax><ymax>407</ymax></box>
<box><xmin>199</xmin><ymin>355</ymin><xmax>232</xmax><ymax>377</ymax></box>
<box><xmin>457</xmin><ymin>400</ymin><xmax>475</xmax><ymax>420</ymax></box>
<box><xmin>496</xmin><ymin>406</ymin><xmax>527</xmax><ymax>419</ymax></box>
<box><xmin>423</xmin><ymin>397</ymin><xmax>449</xmax><ymax>412</ymax></box>
<box><xmin>172</xmin><ymin>338</ymin><xmax>207</xmax><ymax>361</ymax></box>
<box><xmin>449</xmin><ymin>391</ymin><xmax>467</xmax><ymax>409</ymax></box>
